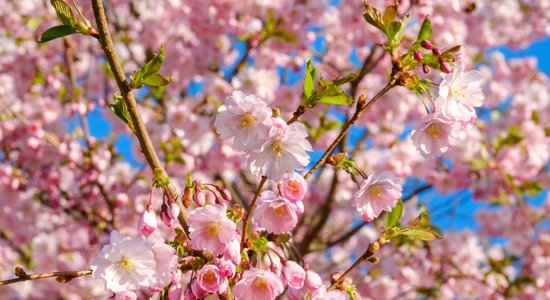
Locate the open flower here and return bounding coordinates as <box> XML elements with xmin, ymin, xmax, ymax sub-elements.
<box><xmin>253</xmin><ymin>191</ymin><xmax>299</xmax><ymax>234</ymax></box>
<box><xmin>352</xmin><ymin>173</ymin><xmax>402</xmax><ymax>222</ymax></box>
<box><xmin>248</xmin><ymin>120</ymin><xmax>312</xmax><ymax>180</ymax></box>
<box><xmin>233</xmin><ymin>269</ymin><xmax>284</xmax><ymax>300</ymax></box>
<box><xmin>188</xmin><ymin>204</ymin><xmax>238</xmax><ymax>255</ymax></box>
<box><xmin>280</xmin><ymin>172</ymin><xmax>308</xmax><ymax>202</ymax></box>
<box><xmin>91</xmin><ymin>231</ymin><xmax>156</xmax><ymax>293</ymax></box>
<box><xmin>214</xmin><ymin>90</ymin><xmax>272</xmax><ymax>151</ymax></box>
<box><xmin>438</xmin><ymin>66</ymin><xmax>485</xmax><ymax>125</ymax></box>
<box><xmin>411</xmin><ymin>111</ymin><xmax>460</xmax><ymax>158</ymax></box>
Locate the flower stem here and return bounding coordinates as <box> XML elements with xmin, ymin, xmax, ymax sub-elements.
<box><xmin>240</xmin><ymin>176</ymin><xmax>267</xmax><ymax>250</ymax></box>
<box><xmin>90</xmin><ymin>0</ymin><xmax>188</xmax><ymax>233</ymax></box>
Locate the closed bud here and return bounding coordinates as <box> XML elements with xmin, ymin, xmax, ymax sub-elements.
<box><xmin>420</xmin><ymin>40</ymin><xmax>433</xmax><ymax>50</ymax></box>
<box><xmin>432</xmin><ymin>48</ymin><xmax>442</xmax><ymax>57</ymax></box>
<box><xmin>138</xmin><ymin>209</ymin><xmax>157</xmax><ymax>237</ymax></box>
<box><xmin>305</xmin><ymin>270</ymin><xmax>322</xmax><ymax>291</ymax></box>
<box><xmin>182</xmin><ymin>186</ymin><xmax>193</xmax><ymax>208</ymax></box>
<box><xmin>422</xmin><ymin>64</ymin><xmax>430</xmax><ymax>73</ymax></box>
<box><xmin>439</xmin><ymin>57</ymin><xmax>452</xmax><ymax>73</ymax></box>
<box><xmin>413</xmin><ymin>51</ymin><xmax>423</xmax><ymax>62</ymax></box>
<box><xmin>193</xmin><ymin>186</ymin><xmax>205</xmax><ymax>207</ymax></box>
<box><xmin>216</xmin><ymin>186</ymin><xmax>232</xmax><ymax>202</ymax></box>
<box><xmin>367</xmin><ymin>256</ymin><xmax>380</xmax><ymax>264</ymax></box>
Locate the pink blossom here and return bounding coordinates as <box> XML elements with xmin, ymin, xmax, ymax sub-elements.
<box><xmin>248</xmin><ymin>120</ymin><xmax>312</xmax><ymax>180</ymax></box>
<box><xmin>233</xmin><ymin>269</ymin><xmax>284</xmax><ymax>300</ymax></box>
<box><xmin>138</xmin><ymin>209</ymin><xmax>157</xmax><ymax>237</ymax></box>
<box><xmin>280</xmin><ymin>172</ymin><xmax>308</xmax><ymax>202</ymax></box>
<box><xmin>254</xmin><ymin>191</ymin><xmax>299</xmax><ymax>234</ymax></box>
<box><xmin>438</xmin><ymin>66</ymin><xmax>485</xmax><ymax>125</ymax></box>
<box><xmin>188</xmin><ymin>204</ymin><xmax>238</xmax><ymax>255</ymax></box>
<box><xmin>283</xmin><ymin>261</ymin><xmax>306</xmax><ymax>289</ymax></box>
<box><xmin>411</xmin><ymin>111</ymin><xmax>460</xmax><ymax>158</ymax></box>
<box><xmin>91</xmin><ymin>231</ymin><xmax>156</xmax><ymax>293</ymax></box>
<box><xmin>352</xmin><ymin>173</ymin><xmax>403</xmax><ymax>222</ymax></box>
<box><xmin>149</xmin><ymin>237</ymin><xmax>179</xmax><ymax>291</ymax></box>
<box><xmin>196</xmin><ymin>265</ymin><xmax>227</xmax><ymax>294</ymax></box>
<box><xmin>160</xmin><ymin>202</ymin><xmax>180</xmax><ymax>228</ymax></box>
<box><xmin>214</xmin><ymin>90</ymin><xmax>272</xmax><ymax>151</ymax></box>
<box><xmin>305</xmin><ymin>269</ymin><xmax>323</xmax><ymax>291</ymax></box>
<box><xmin>113</xmin><ymin>290</ymin><xmax>137</xmax><ymax>300</ymax></box>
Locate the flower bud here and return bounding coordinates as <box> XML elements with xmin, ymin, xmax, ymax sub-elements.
<box><xmin>160</xmin><ymin>202</ymin><xmax>180</xmax><ymax>227</ymax></box>
<box><xmin>422</xmin><ymin>64</ymin><xmax>430</xmax><ymax>74</ymax></box>
<box><xmin>439</xmin><ymin>57</ymin><xmax>452</xmax><ymax>73</ymax></box>
<box><xmin>432</xmin><ymin>48</ymin><xmax>442</xmax><ymax>57</ymax></box>
<box><xmin>305</xmin><ymin>270</ymin><xmax>322</xmax><ymax>291</ymax></box>
<box><xmin>420</xmin><ymin>40</ymin><xmax>433</xmax><ymax>50</ymax></box>
<box><xmin>167</xmin><ymin>283</ymin><xmax>182</xmax><ymax>300</ymax></box>
<box><xmin>413</xmin><ymin>51</ymin><xmax>423</xmax><ymax>62</ymax></box>
<box><xmin>283</xmin><ymin>261</ymin><xmax>306</xmax><ymax>289</ymax></box>
<box><xmin>138</xmin><ymin>209</ymin><xmax>157</xmax><ymax>237</ymax></box>
<box><xmin>193</xmin><ymin>186</ymin><xmax>205</xmax><ymax>207</ymax></box>
<box><xmin>216</xmin><ymin>186</ymin><xmax>232</xmax><ymax>202</ymax></box>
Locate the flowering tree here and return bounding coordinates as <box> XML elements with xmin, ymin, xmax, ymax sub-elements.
<box><xmin>1</xmin><ymin>0</ymin><xmax>550</xmax><ymax>299</ymax></box>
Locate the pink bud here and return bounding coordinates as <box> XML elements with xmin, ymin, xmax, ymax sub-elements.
<box><xmin>420</xmin><ymin>40</ymin><xmax>433</xmax><ymax>50</ymax></box>
<box><xmin>138</xmin><ymin>209</ymin><xmax>157</xmax><ymax>236</ymax></box>
<box><xmin>432</xmin><ymin>48</ymin><xmax>442</xmax><ymax>57</ymax></box>
<box><xmin>305</xmin><ymin>270</ymin><xmax>322</xmax><ymax>291</ymax></box>
<box><xmin>413</xmin><ymin>51</ymin><xmax>423</xmax><ymax>62</ymax></box>
<box><xmin>280</xmin><ymin>172</ymin><xmax>308</xmax><ymax>202</ymax></box>
<box><xmin>193</xmin><ymin>186</ymin><xmax>205</xmax><ymax>207</ymax></box>
<box><xmin>160</xmin><ymin>202</ymin><xmax>180</xmax><ymax>227</ymax></box>
<box><xmin>216</xmin><ymin>258</ymin><xmax>236</xmax><ymax>277</ymax></box>
<box><xmin>113</xmin><ymin>290</ymin><xmax>137</xmax><ymax>300</ymax></box>
<box><xmin>184</xmin><ymin>288</ymin><xmax>197</xmax><ymax>300</ymax></box>
<box><xmin>217</xmin><ymin>187</ymin><xmax>232</xmax><ymax>202</ymax></box>
<box><xmin>283</xmin><ymin>261</ymin><xmax>306</xmax><ymax>289</ymax></box>
<box><xmin>439</xmin><ymin>57</ymin><xmax>452</xmax><ymax>73</ymax></box>
<box><xmin>167</xmin><ymin>283</ymin><xmax>182</xmax><ymax>300</ymax></box>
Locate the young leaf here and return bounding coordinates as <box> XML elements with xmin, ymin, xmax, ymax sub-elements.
<box><xmin>130</xmin><ymin>45</ymin><xmax>167</xmax><ymax>89</ymax></box>
<box><xmin>386</xmin><ymin>199</ymin><xmax>403</xmax><ymax>228</ymax></box>
<box><xmin>311</xmin><ymin>80</ymin><xmax>353</xmax><ymax>106</ymax></box>
<box><xmin>143</xmin><ymin>73</ymin><xmax>173</xmax><ymax>87</ymax></box>
<box><xmin>39</xmin><ymin>25</ymin><xmax>77</xmax><ymax>43</ymax></box>
<box><xmin>397</xmin><ymin>227</ymin><xmax>441</xmax><ymax>241</ymax></box>
<box><xmin>270</xmin><ymin>29</ymin><xmax>297</xmax><ymax>43</ymax></box>
<box><xmin>417</xmin><ymin>16</ymin><xmax>432</xmax><ymax>43</ymax></box>
<box><xmin>331</xmin><ymin>72</ymin><xmax>359</xmax><ymax>86</ymax></box>
<box><xmin>363</xmin><ymin>4</ymin><xmax>385</xmax><ymax>33</ymax></box>
<box><xmin>50</xmin><ymin>0</ymin><xmax>77</xmax><ymax>27</ymax></box>
<box><xmin>109</xmin><ymin>95</ymin><xmax>134</xmax><ymax>132</ymax></box>
<box><xmin>386</xmin><ymin>15</ymin><xmax>408</xmax><ymax>48</ymax></box>
<box><xmin>303</xmin><ymin>59</ymin><xmax>317</xmax><ymax>100</ymax></box>
<box><xmin>382</xmin><ymin>5</ymin><xmax>397</xmax><ymax>26</ymax></box>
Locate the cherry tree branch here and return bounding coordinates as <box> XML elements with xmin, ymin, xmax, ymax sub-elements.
<box><xmin>0</xmin><ymin>267</ymin><xmax>92</xmax><ymax>286</ymax></box>
<box><xmin>90</xmin><ymin>0</ymin><xmax>188</xmax><ymax>233</ymax></box>
<box><xmin>240</xmin><ymin>176</ymin><xmax>267</xmax><ymax>250</ymax></box>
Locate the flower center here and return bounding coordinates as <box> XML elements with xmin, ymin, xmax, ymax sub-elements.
<box><xmin>116</xmin><ymin>255</ymin><xmax>133</xmax><ymax>273</ymax></box>
<box><xmin>207</xmin><ymin>222</ymin><xmax>221</xmax><ymax>236</ymax></box>
<box><xmin>241</xmin><ymin>113</ymin><xmax>256</xmax><ymax>127</ymax></box>
<box><xmin>203</xmin><ymin>270</ymin><xmax>217</xmax><ymax>284</ymax></box>
<box><xmin>287</xmin><ymin>181</ymin><xmax>299</xmax><ymax>192</ymax></box>
<box><xmin>450</xmin><ymin>87</ymin><xmax>466</xmax><ymax>99</ymax></box>
<box><xmin>254</xmin><ymin>277</ymin><xmax>269</xmax><ymax>292</ymax></box>
<box><xmin>426</xmin><ymin>123</ymin><xmax>441</xmax><ymax>138</ymax></box>
<box><xmin>271</xmin><ymin>140</ymin><xmax>284</xmax><ymax>157</ymax></box>
<box><xmin>368</xmin><ymin>184</ymin><xmax>383</xmax><ymax>198</ymax></box>
<box><xmin>274</xmin><ymin>205</ymin><xmax>287</xmax><ymax>217</ymax></box>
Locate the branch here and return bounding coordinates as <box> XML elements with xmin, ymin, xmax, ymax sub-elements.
<box><xmin>240</xmin><ymin>176</ymin><xmax>267</xmax><ymax>250</ymax></box>
<box><xmin>90</xmin><ymin>0</ymin><xmax>188</xmax><ymax>233</ymax></box>
<box><xmin>0</xmin><ymin>267</ymin><xmax>92</xmax><ymax>286</ymax></box>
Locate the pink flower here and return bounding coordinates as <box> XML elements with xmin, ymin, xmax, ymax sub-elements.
<box><xmin>138</xmin><ymin>209</ymin><xmax>157</xmax><ymax>237</ymax></box>
<box><xmin>352</xmin><ymin>173</ymin><xmax>403</xmax><ymax>222</ymax></box>
<box><xmin>411</xmin><ymin>111</ymin><xmax>460</xmax><ymax>158</ymax></box>
<box><xmin>149</xmin><ymin>237</ymin><xmax>179</xmax><ymax>291</ymax></box>
<box><xmin>248</xmin><ymin>120</ymin><xmax>312</xmax><ymax>180</ymax></box>
<box><xmin>283</xmin><ymin>261</ymin><xmax>306</xmax><ymax>289</ymax></box>
<box><xmin>280</xmin><ymin>172</ymin><xmax>308</xmax><ymax>202</ymax></box>
<box><xmin>196</xmin><ymin>265</ymin><xmax>227</xmax><ymax>294</ymax></box>
<box><xmin>305</xmin><ymin>269</ymin><xmax>323</xmax><ymax>291</ymax></box>
<box><xmin>160</xmin><ymin>202</ymin><xmax>180</xmax><ymax>228</ymax></box>
<box><xmin>438</xmin><ymin>66</ymin><xmax>485</xmax><ymax>125</ymax></box>
<box><xmin>254</xmin><ymin>191</ymin><xmax>299</xmax><ymax>234</ymax></box>
<box><xmin>214</xmin><ymin>90</ymin><xmax>272</xmax><ymax>151</ymax></box>
<box><xmin>113</xmin><ymin>290</ymin><xmax>137</xmax><ymax>300</ymax></box>
<box><xmin>91</xmin><ymin>231</ymin><xmax>156</xmax><ymax>293</ymax></box>
<box><xmin>233</xmin><ymin>269</ymin><xmax>284</xmax><ymax>300</ymax></box>
<box><xmin>188</xmin><ymin>204</ymin><xmax>238</xmax><ymax>255</ymax></box>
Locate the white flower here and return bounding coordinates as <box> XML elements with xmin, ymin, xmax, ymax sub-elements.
<box><xmin>438</xmin><ymin>66</ymin><xmax>484</xmax><ymax>125</ymax></box>
<box><xmin>91</xmin><ymin>231</ymin><xmax>156</xmax><ymax>293</ymax></box>
<box><xmin>214</xmin><ymin>91</ymin><xmax>272</xmax><ymax>151</ymax></box>
<box><xmin>248</xmin><ymin>119</ymin><xmax>312</xmax><ymax>180</ymax></box>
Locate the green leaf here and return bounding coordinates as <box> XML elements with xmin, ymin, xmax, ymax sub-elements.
<box><xmin>130</xmin><ymin>45</ymin><xmax>167</xmax><ymax>89</ymax></box>
<box><xmin>185</xmin><ymin>171</ymin><xmax>193</xmax><ymax>187</ymax></box>
<box><xmin>386</xmin><ymin>199</ymin><xmax>403</xmax><ymax>228</ymax></box>
<box><xmin>270</xmin><ymin>29</ymin><xmax>297</xmax><ymax>43</ymax></box>
<box><xmin>386</xmin><ymin>16</ymin><xmax>408</xmax><ymax>48</ymax></box>
<box><xmin>416</xmin><ymin>16</ymin><xmax>432</xmax><ymax>43</ymax></box>
<box><xmin>363</xmin><ymin>4</ymin><xmax>385</xmax><ymax>33</ymax></box>
<box><xmin>382</xmin><ymin>5</ymin><xmax>397</xmax><ymax>26</ymax></box>
<box><xmin>39</xmin><ymin>25</ymin><xmax>78</xmax><ymax>43</ymax></box>
<box><xmin>50</xmin><ymin>0</ymin><xmax>77</xmax><ymax>27</ymax></box>
<box><xmin>315</xmin><ymin>80</ymin><xmax>353</xmax><ymax>105</ymax></box>
<box><xmin>109</xmin><ymin>95</ymin><xmax>134</xmax><ymax>132</ymax></box>
<box><xmin>250</xmin><ymin>236</ymin><xmax>268</xmax><ymax>253</ymax></box>
<box><xmin>518</xmin><ymin>181</ymin><xmax>543</xmax><ymax>196</ymax></box>
<box><xmin>303</xmin><ymin>59</ymin><xmax>316</xmax><ymax>101</ymax></box>
<box><xmin>331</xmin><ymin>72</ymin><xmax>359</xmax><ymax>86</ymax></box>
<box><xmin>495</xmin><ymin>127</ymin><xmax>524</xmax><ymax>151</ymax></box>
<box><xmin>143</xmin><ymin>73</ymin><xmax>173</xmax><ymax>87</ymax></box>
<box><xmin>397</xmin><ymin>227</ymin><xmax>441</xmax><ymax>241</ymax></box>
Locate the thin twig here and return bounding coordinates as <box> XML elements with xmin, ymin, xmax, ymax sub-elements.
<box><xmin>240</xmin><ymin>176</ymin><xmax>267</xmax><ymax>250</ymax></box>
<box><xmin>0</xmin><ymin>268</ymin><xmax>92</xmax><ymax>286</ymax></box>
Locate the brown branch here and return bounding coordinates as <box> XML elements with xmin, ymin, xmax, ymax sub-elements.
<box><xmin>90</xmin><ymin>0</ymin><xmax>188</xmax><ymax>233</ymax></box>
<box><xmin>0</xmin><ymin>268</ymin><xmax>92</xmax><ymax>286</ymax></box>
<box><xmin>240</xmin><ymin>176</ymin><xmax>267</xmax><ymax>250</ymax></box>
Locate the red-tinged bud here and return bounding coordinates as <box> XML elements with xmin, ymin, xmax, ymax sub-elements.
<box><xmin>420</xmin><ymin>40</ymin><xmax>433</xmax><ymax>50</ymax></box>
<box><xmin>182</xmin><ymin>186</ymin><xmax>193</xmax><ymax>208</ymax></box>
<box><xmin>422</xmin><ymin>64</ymin><xmax>430</xmax><ymax>73</ymax></box>
<box><xmin>439</xmin><ymin>57</ymin><xmax>452</xmax><ymax>73</ymax></box>
<box><xmin>193</xmin><ymin>185</ymin><xmax>205</xmax><ymax>207</ymax></box>
<box><xmin>138</xmin><ymin>208</ymin><xmax>157</xmax><ymax>237</ymax></box>
<box><xmin>413</xmin><ymin>51</ymin><xmax>423</xmax><ymax>62</ymax></box>
<box><xmin>432</xmin><ymin>48</ymin><xmax>442</xmax><ymax>57</ymax></box>
<box><xmin>216</xmin><ymin>186</ymin><xmax>232</xmax><ymax>202</ymax></box>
